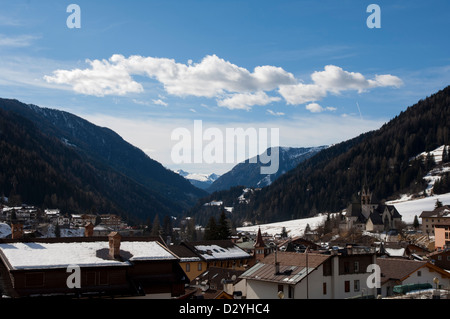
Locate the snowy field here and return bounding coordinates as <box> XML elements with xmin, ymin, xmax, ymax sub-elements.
<box><xmin>237</xmin><ymin>192</ymin><xmax>450</xmax><ymax>237</ymax></box>
<box><xmin>237</xmin><ymin>213</ymin><xmax>330</xmax><ymax>238</ymax></box>
<box><xmin>386</xmin><ymin>192</ymin><xmax>450</xmax><ymax>224</ymax></box>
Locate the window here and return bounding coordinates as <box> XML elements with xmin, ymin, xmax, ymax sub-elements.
<box><xmin>186</xmin><ymin>263</ymin><xmax>191</xmax><ymax>272</ymax></box>
<box><xmin>354</xmin><ymin>261</ymin><xmax>360</xmax><ymax>273</ymax></box>
<box><xmin>278</xmin><ymin>285</ymin><xmax>284</xmax><ymax>294</ymax></box>
<box><xmin>344</xmin><ymin>262</ymin><xmax>350</xmax><ymax>273</ymax></box>
<box><xmin>417</xmin><ymin>271</ymin><xmax>422</xmax><ymax>277</ymax></box>
<box><xmin>198</xmin><ymin>263</ymin><xmax>202</xmax><ymax>271</ymax></box>
<box><xmin>344</xmin><ymin>281</ymin><xmax>350</xmax><ymax>293</ymax></box>
<box><xmin>354</xmin><ymin>280</ymin><xmax>360</xmax><ymax>292</ymax></box>
<box><xmin>323</xmin><ymin>283</ymin><xmax>327</xmax><ymax>295</ymax></box>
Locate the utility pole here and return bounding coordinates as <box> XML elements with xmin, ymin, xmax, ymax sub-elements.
<box><xmin>306</xmin><ymin>245</ymin><xmax>309</xmax><ymax>299</ymax></box>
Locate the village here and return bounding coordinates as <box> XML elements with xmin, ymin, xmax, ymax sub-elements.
<box><xmin>0</xmin><ymin>186</ymin><xmax>449</xmax><ymax>300</ymax></box>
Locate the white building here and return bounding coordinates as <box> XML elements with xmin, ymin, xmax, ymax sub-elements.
<box><xmin>377</xmin><ymin>257</ymin><xmax>450</xmax><ymax>297</ymax></box>
<box><xmin>240</xmin><ymin>246</ymin><xmax>377</xmax><ymax>299</ymax></box>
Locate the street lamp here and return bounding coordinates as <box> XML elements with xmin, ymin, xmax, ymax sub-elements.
<box><xmin>433</xmin><ymin>277</ymin><xmax>440</xmax><ymax>299</ymax></box>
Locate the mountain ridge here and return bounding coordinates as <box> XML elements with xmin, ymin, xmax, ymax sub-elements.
<box><xmin>207</xmin><ymin>145</ymin><xmax>328</xmax><ymax>193</ymax></box>
<box><xmin>188</xmin><ymin>85</ymin><xmax>450</xmax><ymax>226</ymax></box>
<box><xmin>0</xmin><ymin>98</ymin><xmax>207</xmax><ymax>223</ymax></box>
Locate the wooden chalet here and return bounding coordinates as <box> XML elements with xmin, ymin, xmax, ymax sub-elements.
<box><xmin>0</xmin><ymin>232</ymin><xmax>188</xmax><ymax>298</ymax></box>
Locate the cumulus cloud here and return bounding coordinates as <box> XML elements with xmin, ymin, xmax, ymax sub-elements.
<box><xmin>44</xmin><ymin>57</ymin><xmax>144</xmax><ymax>96</ymax></box>
<box><xmin>278</xmin><ymin>83</ymin><xmax>327</xmax><ymax>105</ymax></box>
<box><xmin>279</xmin><ymin>65</ymin><xmax>403</xmax><ymax>105</ymax></box>
<box><xmin>44</xmin><ymin>54</ymin><xmax>403</xmax><ymax>110</ymax></box>
<box><xmin>305</xmin><ymin>103</ymin><xmax>337</xmax><ymax>113</ymax></box>
<box><xmin>217</xmin><ymin>91</ymin><xmax>281</xmax><ymax>110</ymax></box>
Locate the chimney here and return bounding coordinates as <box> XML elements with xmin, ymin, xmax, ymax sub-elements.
<box><xmin>108</xmin><ymin>231</ymin><xmax>121</xmax><ymax>259</ymax></box>
<box><xmin>11</xmin><ymin>223</ymin><xmax>24</xmax><ymax>239</ymax></box>
<box><xmin>84</xmin><ymin>222</ymin><xmax>94</xmax><ymax>237</ymax></box>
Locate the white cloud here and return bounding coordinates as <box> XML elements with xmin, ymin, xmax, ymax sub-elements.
<box><xmin>44</xmin><ymin>57</ymin><xmax>144</xmax><ymax>96</ymax></box>
<box><xmin>44</xmin><ymin>54</ymin><xmax>403</xmax><ymax>110</ymax></box>
<box><xmin>267</xmin><ymin>109</ymin><xmax>285</xmax><ymax>116</ymax></box>
<box><xmin>279</xmin><ymin>65</ymin><xmax>403</xmax><ymax>105</ymax></box>
<box><xmin>217</xmin><ymin>91</ymin><xmax>281</xmax><ymax>110</ymax></box>
<box><xmin>152</xmin><ymin>99</ymin><xmax>168</xmax><ymax>106</ymax></box>
<box><xmin>278</xmin><ymin>83</ymin><xmax>327</xmax><ymax>105</ymax></box>
<box><xmin>306</xmin><ymin>103</ymin><xmax>324</xmax><ymax>113</ymax></box>
<box><xmin>0</xmin><ymin>34</ymin><xmax>40</xmax><ymax>47</ymax></box>
<box><xmin>305</xmin><ymin>103</ymin><xmax>337</xmax><ymax>113</ymax></box>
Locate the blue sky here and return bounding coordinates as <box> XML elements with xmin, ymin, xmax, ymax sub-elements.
<box><xmin>0</xmin><ymin>1</ymin><xmax>449</xmax><ymax>174</ymax></box>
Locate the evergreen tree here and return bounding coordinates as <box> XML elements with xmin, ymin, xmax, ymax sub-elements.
<box><xmin>217</xmin><ymin>209</ymin><xmax>232</xmax><ymax>240</ymax></box>
<box><xmin>425</xmin><ymin>153</ymin><xmax>436</xmax><ymax>171</ymax></box>
<box><xmin>204</xmin><ymin>216</ymin><xmax>219</xmax><ymax>240</ymax></box>
<box><xmin>151</xmin><ymin>214</ymin><xmax>161</xmax><ymax>236</ymax></box>
<box><xmin>54</xmin><ymin>223</ymin><xmax>61</xmax><ymax>238</ymax></box>
<box><xmin>162</xmin><ymin>215</ymin><xmax>173</xmax><ymax>242</ymax></box>
<box><xmin>280</xmin><ymin>227</ymin><xmax>288</xmax><ymax>239</ymax></box>
<box><xmin>443</xmin><ymin>146</ymin><xmax>449</xmax><ymax>163</ymax></box>
<box><xmin>186</xmin><ymin>217</ymin><xmax>197</xmax><ymax>241</ymax></box>
<box><xmin>413</xmin><ymin>215</ymin><xmax>420</xmax><ymax>230</ymax></box>
<box><xmin>305</xmin><ymin>223</ymin><xmax>311</xmax><ymax>234</ymax></box>
<box><xmin>435</xmin><ymin>199</ymin><xmax>443</xmax><ymax>208</ymax></box>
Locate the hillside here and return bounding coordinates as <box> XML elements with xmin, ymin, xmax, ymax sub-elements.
<box><xmin>0</xmin><ymin>99</ymin><xmax>207</xmax><ymax>224</ymax></box>
<box><xmin>206</xmin><ymin>146</ymin><xmax>327</xmax><ymax>193</ymax></box>
<box><xmin>189</xmin><ymin>85</ymin><xmax>450</xmax><ymax>226</ymax></box>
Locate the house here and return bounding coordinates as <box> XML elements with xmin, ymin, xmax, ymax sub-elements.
<box><xmin>183</xmin><ymin>267</ymin><xmax>245</xmax><ymax>299</ymax></box>
<box><xmin>377</xmin><ymin>242</ymin><xmax>430</xmax><ymax>260</ymax></box>
<box><xmin>240</xmin><ymin>245</ymin><xmax>377</xmax><ymax>299</ymax></box>
<box><xmin>427</xmin><ymin>250</ymin><xmax>450</xmax><ymax>271</ymax></box>
<box><xmin>377</xmin><ymin>257</ymin><xmax>450</xmax><ymax>297</ymax></box>
<box><xmin>1</xmin><ymin>206</ymin><xmax>40</xmax><ymax>224</ymax></box>
<box><xmin>0</xmin><ymin>232</ymin><xmax>188</xmax><ymax>298</ymax></box>
<box><xmin>278</xmin><ymin>236</ymin><xmax>322</xmax><ymax>253</ymax></box>
<box><xmin>419</xmin><ymin>205</ymin><xmax>450</xmax><ymax>236</ymax></box>
<box><xmin>168</xmin><ymin>244</ymin><xmax>205</xmax><ymax>282</ymax></box>
<box><xmin>70</xmin><ymin>214</ymin><xmax>97</xmax><ymax>228</ymax></box>
<box><xmin>434</xmin><ymin>224</ymin><xmax>450</xmax><ymax>250</ymax></box>
<box><xmin>344</xmin><ymin>186</ymin><xmax>402</xmax><ymax>232</ymax></box>
<box><xmin>181</xmin><ymin>240</ymin><xmax>251</xmax><ymax>270</ymax></box>
<box><xmin>44</xmin><ymin>209</ymin><xmax>60</xmax><ymax>223</ymax></box>
<box><xmin>100</xmin><ymin>214</ymin><xmax>122</xmax><ymax>230</ymax></box>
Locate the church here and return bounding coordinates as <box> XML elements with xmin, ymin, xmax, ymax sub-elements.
<box><xmin>342</xmin><ymin>185</ymin><xmax>402</xmax><ymax>233</ymax></box>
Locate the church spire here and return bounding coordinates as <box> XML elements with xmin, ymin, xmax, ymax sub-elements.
<box><xmin>254</xmin><ymin>227</ymin><xmax>265</xmax><ymax>248</ymax></box>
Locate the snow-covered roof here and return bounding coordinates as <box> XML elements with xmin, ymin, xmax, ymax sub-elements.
<box><xmin>0</xmin><ymin>223</ymin><xmax>11</xmax><ymax>238</ymax></box>
<box><xmin>0</xmin><ymin>240</ymin><xmax>177</xmax><ymax>270</ymax></box>
<box><xmin>193</xmin><ymin>244</ymin><xmax>250</xmax><ymax>260</ymax></box>
<box><xmin>385</xmin><ymin>248</ymin><xmax>405</xmax><ymax>257</ymax></box>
